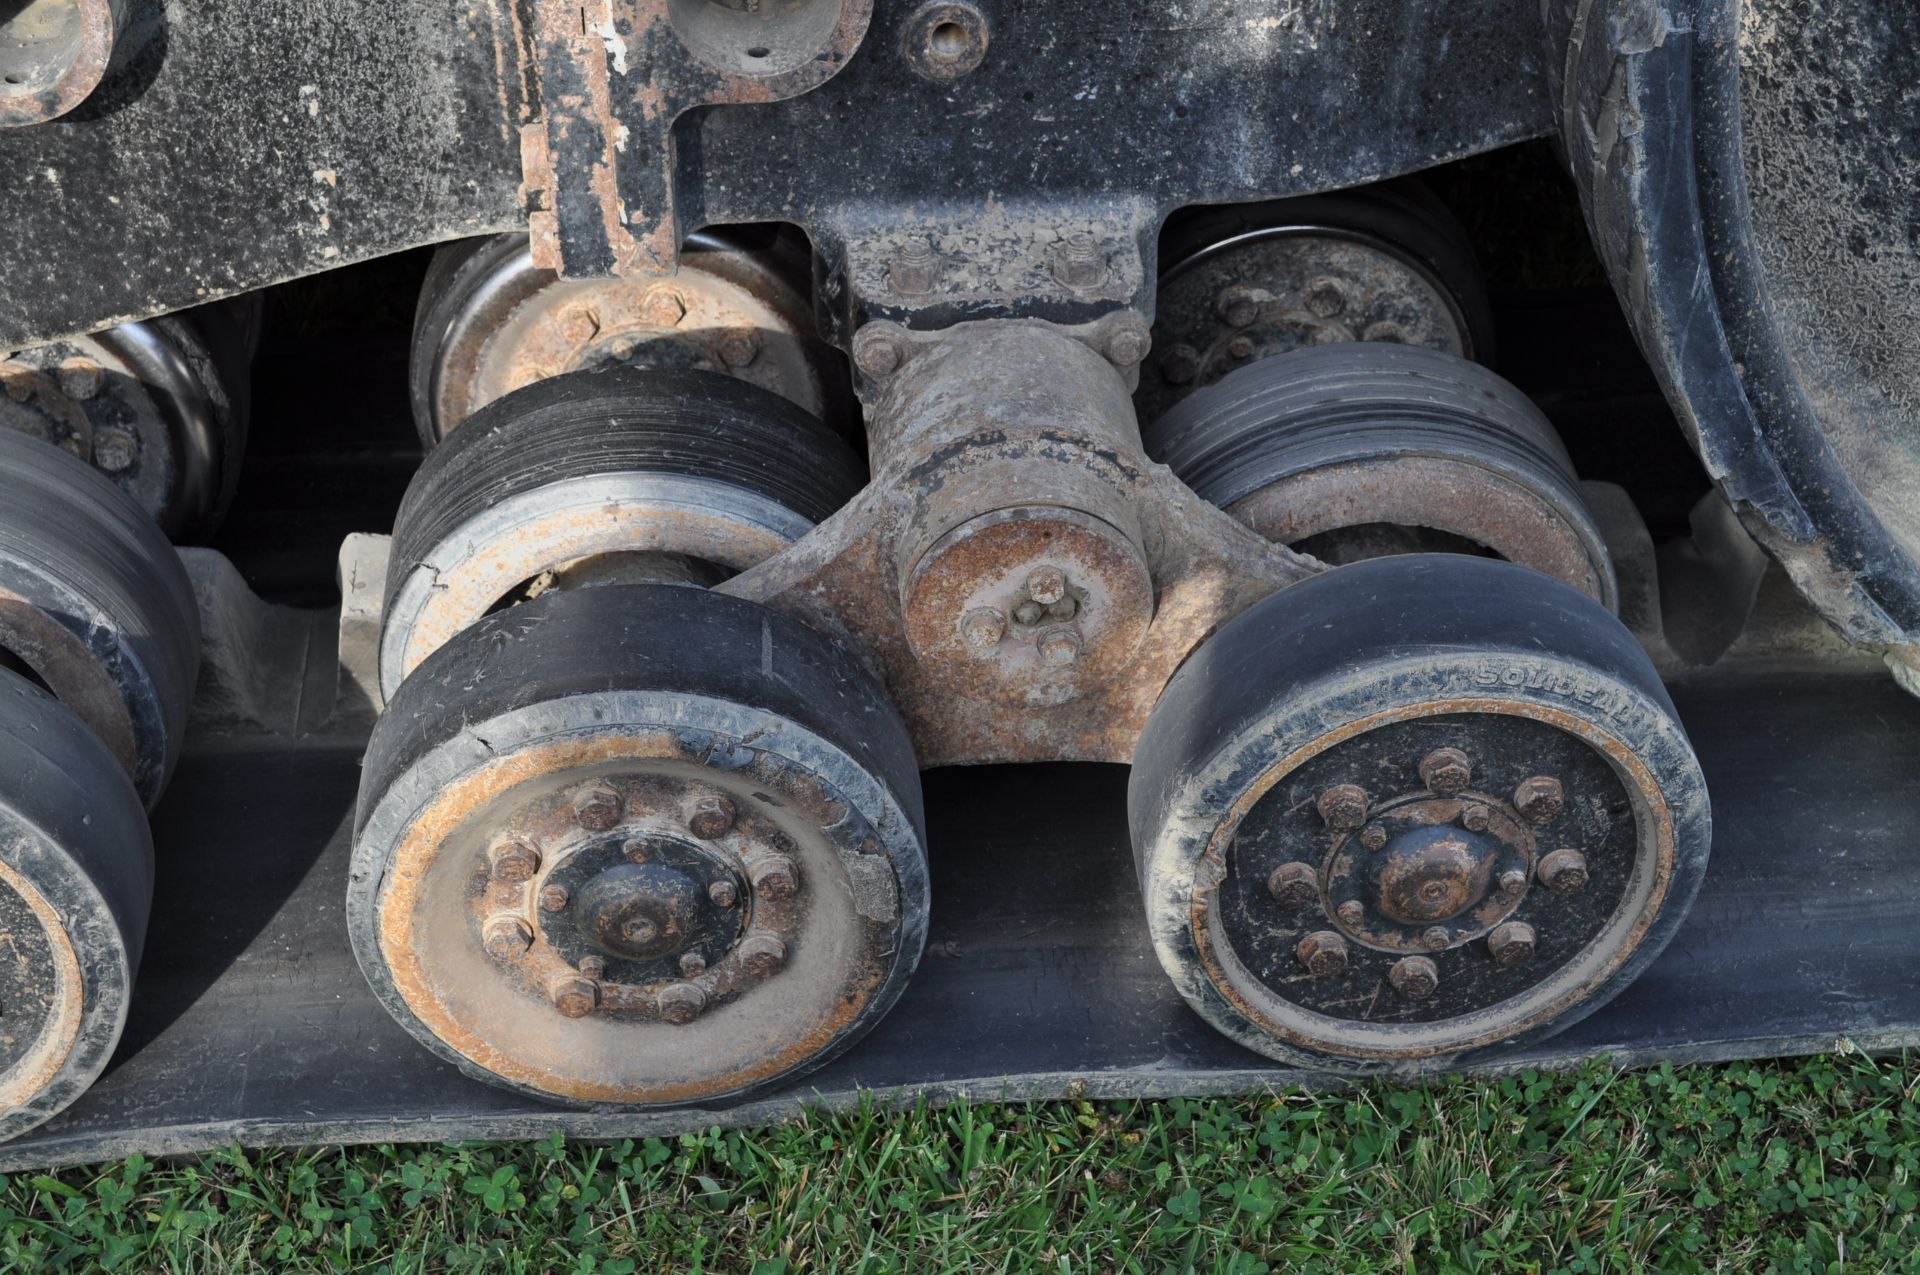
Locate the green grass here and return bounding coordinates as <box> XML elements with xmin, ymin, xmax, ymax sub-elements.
<box><xmin>2</xmin><ymin>1049</ymin><xmax>1917</xmax><ymax>1273</ymax></box>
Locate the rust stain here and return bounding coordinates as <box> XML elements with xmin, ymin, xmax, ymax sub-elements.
<box><xmin>0</xmin><ymin>861</ymin><xmax>85</xmax><ymax>1113</ymax></box>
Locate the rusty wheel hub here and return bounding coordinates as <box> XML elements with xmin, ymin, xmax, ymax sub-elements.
<box><xmin>472</xmin><ymin>772</ymin><xmax>802</xmax><ymax>1030</ymax></box>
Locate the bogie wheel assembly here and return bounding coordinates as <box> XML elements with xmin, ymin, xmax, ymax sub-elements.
<box><xmin>0</xmin><ymin>431</ymin><xmax>196</xmax><ymax>1137</ymax></box>
<box><xmin>349</xmin><ymin>584</ymin><xmax>928</xmax><ymax>1105</ymax></box>
<box><xmin>1130</xmin><ymin>555</ymin><xmax>1711</xmax><ymax>1071</ymax></box>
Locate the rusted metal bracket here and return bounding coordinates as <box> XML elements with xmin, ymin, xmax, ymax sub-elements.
<box><xmin>522</xmin><ymin>0</ymin><xmax>873</xmax><ymax>278</ymax></box>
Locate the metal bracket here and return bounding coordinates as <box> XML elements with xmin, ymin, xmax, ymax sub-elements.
<box><xmin>522</xmin><ymin>0</ymin><xmax>873</xmax><ymax>278</ymax></box>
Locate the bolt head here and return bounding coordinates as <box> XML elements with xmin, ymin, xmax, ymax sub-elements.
<box><xmin>1038</xmin><ymin>629</ymin><xmax>1082</xmax><ymax>668</ymax></box>
<box><xmin>639</xmin><ymin>288</ymin><xmax>686</xmax><ymax>327</ymax></box>
<box><xmin>1513</xmin><ymin>776</ymin><xmax>1565</xmax><ymax>825</ymax></box>
<box><xmin>0</xmin><ymin>365</ymin><xmax>33</xmax><ymax>402</ymax></box>
<box><xmin>1537</xmin><ymin>848</ymin><xmax>1590</xmax><ymax>895</ymax></box>
<box><xmin>550</xmin><ymin>975</ymin><xmax>597</xmax><ymax>1018</ymax></box>
<box><xmin>1050</xmin><ymin>232</ymin><xmax>1107</xmax><ymax>289</ymax></box>
<box><xmin>56</xmin><ymin>358</ymin><xmax>104</xmax><ymax>401</ymax></box>
<box><xmin>482</xmin><ymin>915</ymin><xmax>533</xmax><ymax>960</ymax></box>
<box><xmin>1460</xmin><ymin>804</ymin><xmax>1491</xmax><ymax>833</ymax></box>
<box><xmin>689</xmin><ymin>794</ymin><xmax>737</xmax><ymax>840</ymax></box>
<box><xmin>578</xmin><ymin>955</ymin><xmax>608</xmax><ymax>980</ymax></box>
<box><xmin>678</xmin><ymin>951</ymin><xmax>708</xmax><ymax>977</ymax></box>
<box><xmin>1359</xmin><ymin>823</ymin><xmax>1388</xmax><ymax>852</ymax></box>
<box><xmin>1315</xmin><ymin>784</ymin><xmax>1369</xmax><ymax>832</ymax></box>
<box><xmin>1159</xmin><ymin>344</ymin><xmax>1201</xmax><ymax>385</ymax></box>
<box><xmin>751</xmin><ymin>855</ymin><xmax>799</xmax><ymax>900</ymax></box>
<box><xmin>623</xmin><ymin>837</ymin><xmax>652</xmax><ymax>864</ymax></box>
<box><xmin>1025</xmin><ymin>565</ymin><xmax>1067</xmax><ymax>605</ymax></box>
<box><xmin>1389</xmin><ymin>955</ymin><xmax>1439</xmax><ymax>1000</ymax></box>
<box><xmin>658</xmin><ymin>982</ymin><xmax>707</xmax><ymax>1024</ymax></box>
<box><xmin>708</xmin><ymin>879</ymin><xmax>738</xmax><ymax>909</ymax></box>
<box><xmin>539</xmin><ymin>883</ymin><xmax>570</xmax><ymax>912</ymax></box>
<box><xmin>1498</xmin><ymin>867</ymin><xmax>1528</xmax><ymax>896</ymax></box>
<box><xmin>961</xmin><ymin>607</ymin><xmax>1007</xmax><ymax>649</ymax></box>
<box><xmin>487</xmin><ymin>836</ymin><xmax>541</xmax><ymax>884</ymax></box>
<box><xmin>1421</xmin><ymin>925</ymin><xmax>1452</xmax><ymax>952</ymax></box>
<box><xmin>852</xmin><ymin>325</ymin><xmax>902</xmax><ymax>378</ymax></box>
<box><xmin>1105</xmin><ymin>325</ymin><xmax>1151</xmax><ymax>367</ymax></box>
<box><xmin>1302</xmin><ymin>276</ymin><xmax>1348</xmax><ymax>318</ymax></box>
<box><xmin>1012</xmin><ymin>599</ymin><xmax>1044</xmax><ymax>626</ymax></box>
<box><xmin>1266</xmin><ymin>861</ymin><xmax>1318</xmax><ymax>908</ymax></box>
<box><xmin>1296</xmin><ymin>930</ymin><xmax>1348</xmax><ymax>977</ymax></box>
<box><xmin>1216</xmin><ymin>285</ymin><xmax>1261</xmax><ymax>329</ymax></box>
<box><xmin>888</xmin><ymin>242</ymin><xmax>941</xmax><ymax>295</ymax></box>
<box><xmin>1226</xmin><ymin>335</ymin><xmax>1255</xmax><ymax>360</ymax></box>
<box><xmin>716</xmin><ymin>329</ymin><xmax>761</xmax><ymax>368</ymax></box>
<box><xmin>1334</xmin><ymin>898</ymin><xmax>1366</xmax><ymax>926</ymax></box>
<box><xmin>1418</xmin><ymin>747</ymin><xmax>1473</xmax><ymax>796</ymax></box>
<box><xmin>559</xmin><ymin>305</ymin><xmax>601</xmax><ymax>343</ymax></box>
<box><xmin>1046</xmin><ymin>597</ymin><xmax>1079</xmax><ymax>622</ymax></box>
<box><xmin>574</xmin><ymin>784</ymin><xmax>623</xmax><ymax>832</ymax></box>
<box><xmin>1487</xmin><ymin>920</ymin><xmax>1537</xmax><ymax>968</ymax></box>
<box><xmin>739</xmin><ymin>933</ymin><xmax>788</xmax><ymax>977</ymax></box>
<box><xmin>92</xmin><ymin>426</ymin><xmax>138</xmax><ymax>474</ymax></box>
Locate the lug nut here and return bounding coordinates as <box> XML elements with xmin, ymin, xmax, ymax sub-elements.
<box><xmin>1418</xmin><ymin>747</ymin><xmax>1472</xmax><ymax>796</ymax></box>
<box><xmin>1296</xmin><ymin>930</ymin><xmax>1349</xmax><ymax>977</ymax></box>
<box><xmin>0</xmin><ymin>365</ymin><xmax>33</xmax><ymax>402</ymax></box>
<box><xmin>1049</xmin><ymin>231</ymin><xmax>1107</xmax><ymax>290</ymax></box>
<box><xmin>689</xmin><ymin>794</ymin><xmax>737</xmax><ymax>840</ymax></box>
<box><xmin>1498</xmin><ymin>867</ymin><xmax>1528</xmax><ymax>896</ymax></box>
<box><xmin>1513</xmin><ymin>776</ymin><xmax>1565</xmax><ymax>825</ymax></box>
<box><xmin>550</xmin><ymin>974</ymin><xmax>598</xmax><ymax>1018</ymax></box>
<box><xmin>852</xmin><ymin>325</ymin><xmax>903</xmax><ymax>378</ymax></box>
<box><xmin>1046</xmin><ymin>597</ymin><xmax>1079</xmax><ymax>621</ymax></box>
<box><xmin>1359</xmin><ymin>823</ymin><xmax>1388</xmax><ymax>851</ymax></box>
<box><xmin>1267</xmin><ymin>862</ymin><xmax>1318</xmax><ymax>908</ymax></box>
<box><xmin>1159</xmin><ymin>343</ymin><xmax>1201</xmax><ymax>385</ymax></box>
<box><xmin>889</xmin><ymin>239</ymin><xmax>941</xmax><ymax>295</ymax></box>
<box><xmin>678</xmin><ymin>951</ymin><xmax>707</xmax><ymax>977</ymax></box>
<box><xmin>750</xmin><ymin>855</ymin><xmax>799</xmax><ymax>900</ymax></box>
<box><xmin>57</xmin><ymin>358</ymin><xmax>104</xmax><ymax>401</ymax></box>
<box><xmin>578</xmin><ymin>955</ymin><xmax>607</xmax><ymax>980</ymax></box>
<box><xmin>623</xmin><ymin>836</ymin><xmax>652</xmax><ymax>864</ymax></box>
<box><xmin>1225</xmin><ymin>335</ymin><xmax>1255</xmax><ymax>360</ymax></box>
<box><xmin>1302</xmin><ymin>276</ymin><xmax>1347</xmax><ymax>318</ymax></box>
<box><xmin>1012</xmin><ymin>599</ymin><xmax>1044</xmax><ymax>625</ymax></box>
<box><xmin>716</xmin><ymin>328</ymin><xmax>761</xmax><ymax>368</ymax></box>
<box><xmin>1334</xmin><ymin>899</ymin><xmax>1366</xmax><ymax>927</ymax></box>
<box><xmin>559</xmin><ymin>304</ymin><xmax>601</xmax><ymax>343</ymax></box>
<box><xmin>658</xmin><ymin>982</ymin><xmax>707</xmax><ymax>1024</ymax></box>
<box><xmin>1314</xmin><ymin>784</ymin><xmax>1369</xmax><ymax>832</ymax></box>
<box><xmin>1389</xmin><ymin>955</ymin><xmax>1439</xmax><ymax>1000</ymax></box>
<box><xmin>574</xmin><ymin>784</ymin><xmax>623</xmax><ymax>832</ymax></box>
<box><xmin>487</xmin><ymin>836</ymin><xmax>541</xmax><ymax>884</ymax></box>
<box><xmin>639</xmin><ymin>287</ymin><xmax>686</xmax><ymax>327</ymax></box>
<box><xmin>539</xmin><ymin>883</ymin><xmax>570</xmax><ymax>912</ymax></box>
<box><xmin>739</xmin><ymin>933</ymin><xmax>788</xmax><ymax>977</ymax></box>
<box><xmin>1421</xmin><ymin>925</ymin><xmax>1452</xmax><ymax>951</ymax></box>
<box><xmin>482</xmin><ymin>915</ymin><xmax>533</xmax><ymax>960</ymax></box>
<box><xmin>1216</xmin><ymin>285</ymin><xmax>1261</xmax><ymax>328</ymax></box>
<box><xmin>1026</xmin><ymin>565</ymin><xmax>1067</xmax><ymax>605</ymax></box>
<box><xmin>708</xmin><ymin>879</ymin><xmax>738</xmax><ymax>908</ymax></box>
<box><xmin>961</xmin><ymin>607</ymin><xmax>1006</xmax><ymax>649</ymax></box>
<box><xmin>1038</xmin><ymin>629</ymin><xmax>1082</xmax><ymax>668</ymax></box>
<box><xmin>1487</xmin><ymin>921</ymin><xmax>1536</xmax><ymax>968</ymax></box>
<box><xmin>1537</xmin><ymin>848</ymin><xmax>1590</xmax><ymax>895</ymax></box>
<box><xmin>1460</xmin><ymin>804</ymin><xmax>1491</xmax><ymax>833</ymax></box>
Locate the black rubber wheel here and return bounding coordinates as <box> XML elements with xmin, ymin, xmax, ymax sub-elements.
<box><xmin>350</xmin><ymin>584</ymin><xmax>928</xmax><ymax>1108</ymax></box>
<box><xmin>0</xmin><ymin>429</ymin><xmax>201</xmax><ymax>807</ymax></box>
<box><xmin>1129</xmin><ymin>554</ymin><xmax>1710</xmax><ymax>1074</ymax></box>
<box><xmin>0</xmin><ymin>668</ymin><xmax>152</xmax><ymax>1142</ymax></box>
<box><xmin>1146</xmin><ymin>344</ymin><xmax>1616</xmax><ymax>608</ymax></box>
<box><xmin>380</xmin><ymin>366</ymin><xmax>865</xmax><ymax>699</ymax></box>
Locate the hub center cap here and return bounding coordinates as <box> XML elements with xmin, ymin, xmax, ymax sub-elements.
<box><xmin>1373</xmin><ymin>825</ymin><xmax>1499</xmax><ymax>925</ymax></box>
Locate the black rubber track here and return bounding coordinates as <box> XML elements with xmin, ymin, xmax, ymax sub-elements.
<box><xmin>1145</xmin><ymin>343</ymin><xmax>1583</xmax><ymax>514</ymax></box>
<box><xmin>0</xmin><ymin>668</ymin><xmax>152</xmax><ymax>1142</ymax></box>
<box><xmin>1158</xmin><ymin>177</ymin><xmax>1496</xmax><ymax>366</ymax></box>
<box><xmin>0</xmin><ymin>430</ymin><xmax>201</xmax><ymax>807</ymax></box>
<box><xmin>384</xmin><ymin>366</ymin><xmax>866</xmax><ymax>622</ymax></box>
<box><xmin>1129</xmin><ymin>554</ymin><xmax>1711</xmax><ymax>1073</ymax></box>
